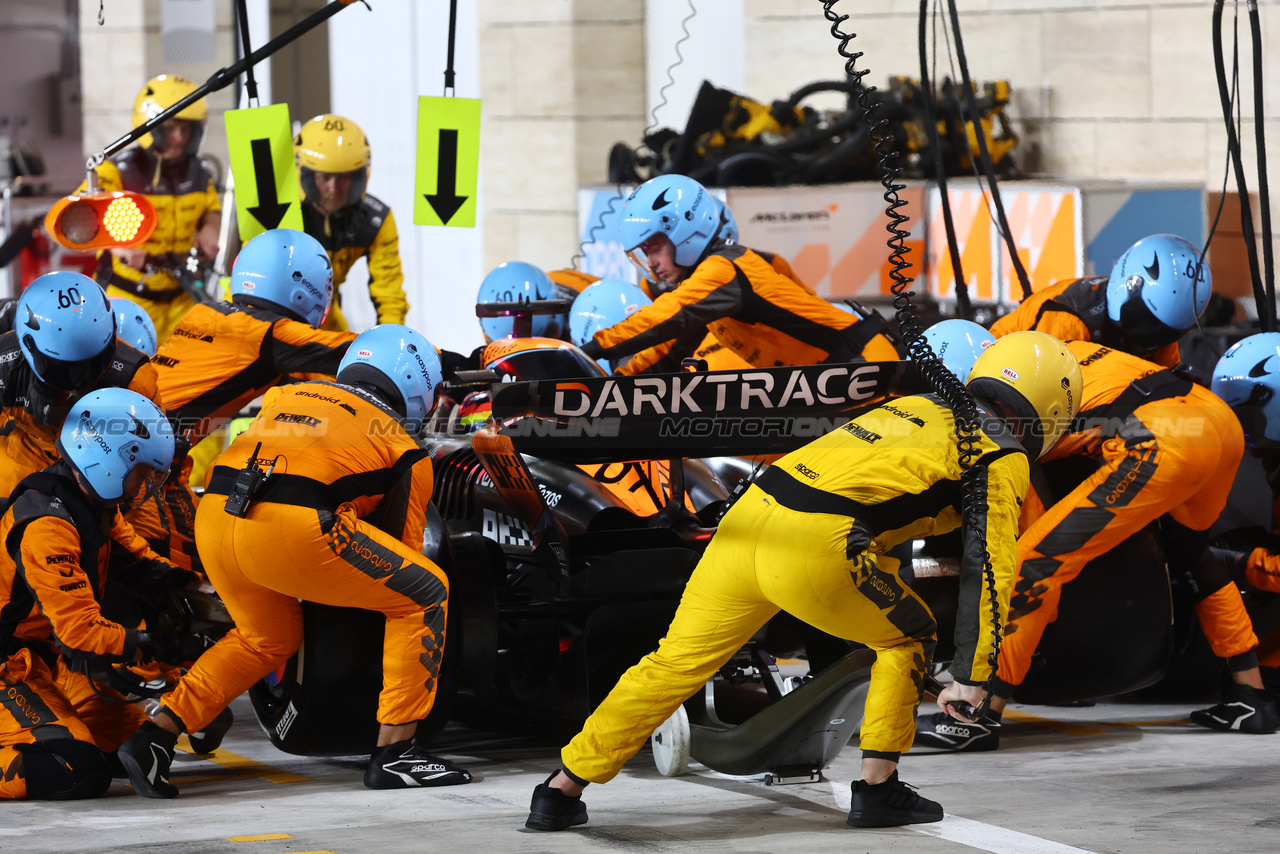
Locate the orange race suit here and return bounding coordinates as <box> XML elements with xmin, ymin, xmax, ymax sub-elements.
<box><xmin>1</xmin><ymin>461</ymin><xmax>195</xmax><ymax>798</ymax></box>
<box><xmin>158</xmin><ymin>381</ymin><xmax>449</xmax><ymax>735</ymax></box>
<box><xmin>0</xmin><ymin>332</ymin><xmax>160</xmax><ymax>497</ymax></box>
<box><xmin>990</xmin><ymin>277</ymin><xmax>1182</xmax><ymax>368</ymax></box>
<box><xmin>301</xmin><ymin>195</ymin><xmax>407</xmax><ymax>330</ymax></box>
<box><xmin>83</xmin><ymin>147</ymin><xmax>221</xmax><ymax>342</ymax></box>
<box><xmin>560</xmin><ymin>395</ymin><xmax>1028</xmax><ymax>781</ymax></box>
<box><xmin>579</xmin><ymin>243</ymin><xmax>899</xmax><ymax>374</ymax></box>
<box><xmin>124</xmin><ymin>301</ymin><xmax>355</xmax><ymax>571</ymax></box>
<box><xmin>992</xmin><ymin>341</ymin><xmax>1258</xmax><ymax>696</ymax></box>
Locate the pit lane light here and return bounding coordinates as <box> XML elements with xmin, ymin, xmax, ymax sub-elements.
<box><xmin>44</xmin><ymin>0</ymin><xmax>364</xmax><ymax>251</ymax></box>
<box><xmin>44</xmin><ymin>187</ymin><xmax>158</xmax><ymax>250</ymax></box>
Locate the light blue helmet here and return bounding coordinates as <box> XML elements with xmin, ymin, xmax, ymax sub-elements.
<box><xmin>1105</xmin><ymin>234</ymin><xmax>1210</xmax><ymax>354</ymax></box>
<box><xmin>620</xmin><ymin>175</ymin><xmax>720</xmax><ymax>279</ymax></box>
<box><xmin>229</xmin><ymin>228</ymin><xmax>334</xmax><ymax>327</ymax></box>
<box><xmin>922</xmin><ymin>318</ymin><xmax>997</xmax><ymax>383</ymax></box>
<box><xmin>110</xmin><ymin>297</ymin><xmax>158</xmax><ymax>357</ymax></box>
<box><xmin>57</xmin><ymin>387</ymin><xmax>174</xmax><ymax>506</ymax></box>
<box><xmin>568</xmin><ymin>279</ymin><xmax>653</xmax><ymax>371</ymax></box>
<box><xmin>713</xmin><ymin>195</ymin><xmax>739</xmax><ymax>243</ymax></box>
<box><xmin>1212</xmin><ymin>332</ymin><xmax>1280</xmax><ymax>447</ymax></box>
<box><xmin>337</xmin><ymin>324</ymin><xmax>442</xmax><ymax>428</ymax></box>
<box><xmin>477</xmin><ymin>261</ymin><xmax>560</xmax><ymax>342</ymax></box>
<box><xmin>15</xmin><ymin>271</ymin><xmax>116</xmax><ymax>390</ymax></box>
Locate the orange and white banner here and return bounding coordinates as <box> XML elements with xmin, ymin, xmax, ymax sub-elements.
<box><xmin>729</xmin><ymin>183</ymin><xmax>926</xmax><ymax>298</ymax></box>
<box><xmin>927</xmin><ymin>183</ymin><xmax>1082</xmax><ymax>307</ymax></box>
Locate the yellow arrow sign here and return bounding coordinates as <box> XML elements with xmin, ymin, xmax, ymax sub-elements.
<box><xmin>226</xmin><ymin>103</ymin><xmax>303</xmax><ymax>241</ymax></box>
<box><xmin>414</xmin><ymin>96</ymin><xmax>480</xmax><ymax>227</ymax></box>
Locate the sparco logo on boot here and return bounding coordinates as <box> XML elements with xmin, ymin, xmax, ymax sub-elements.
<box><xmin>550</xmin><ymin>364</ymin><xmax>883</xmax><ymax>418</ymax></box>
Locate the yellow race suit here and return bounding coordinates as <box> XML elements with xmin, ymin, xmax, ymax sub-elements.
<box><xmin>561</xmin><ymin>395</ymin><xmax>1028</xmax><ymax>782</ymax></box>
<box><xmin>301</xmin><ymin>195</ymin><xmax>407</xmax><ymax>330</ymax></box>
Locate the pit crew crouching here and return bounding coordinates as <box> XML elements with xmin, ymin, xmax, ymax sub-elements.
<box><xmin>1</xmin><ymin>389</ymin><xmax>195</xmax><ymax>800</ymax></box>
<box><xmin>917</xmin><ymin>336</ymin><xmax>1273</xmax><ymax>751</ymax></box>
<box><xmin>118</xmin><ymin>325</ymin><xmax>471</xmax><ymax>798</ymax></box>
<box><xmin>525</xmin><ymin>331</ymin><xmax>1081</xmax><ymax>831</ymax></box>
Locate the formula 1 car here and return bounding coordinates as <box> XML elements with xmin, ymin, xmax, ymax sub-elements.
<box><xmin>246</xmin><ymin>335</ymin><xmax>1280</xmax><ymax>773</ymax></box>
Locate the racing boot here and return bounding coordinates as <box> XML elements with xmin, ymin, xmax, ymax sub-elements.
<box><xmin>118</xmin><ymin>721</ymin><xmax>179</xmax><ymax>799</ymax></box>
<box><xmin>847</xmin><ymin>771</ymin><xmax>943</xmax><ymax>828</ymax></box>
<box><xmin>363</xmin><ymin>739</ymin><xmax>473</xmax><ymax>788</ymax></box>
<box><xmin>1190</xmin><ymin>683</ymin><xmax>1280</xmax><ymax>734</ymax></box>
<box><xmin>913</xmin><ymin>710</ymin><xmax>1000</xmax><ymax>751</ymax></box>
<box><xmin>526</xmin><ymin>771</ymin><xmax>589</xmax><ymax>831</ymax></box>
<box><xmin>187</xmin><ymin>707</ymin><xmax>233</xmax><ymax>755</ymax></box>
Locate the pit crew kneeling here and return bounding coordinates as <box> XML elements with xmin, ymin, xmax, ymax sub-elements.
<box><xmin>117</xmin><ymin>324</ymin><xmax>471</xmax><ymax>797</ymax></box>
<box><xmin>525</xmin><ymin>331</ymin><xmax>1082</xmax><ymax>830</ymax></box>
<box><xmin>1</xmin><ymin>389</ymin><xmax>196</xmax><ymax>800</ymax></box>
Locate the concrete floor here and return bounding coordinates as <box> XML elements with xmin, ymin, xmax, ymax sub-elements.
<box><xmin>6</xmin><ymin>695</ymin><xmax>1278</xmax><ymax>854</ymax></box>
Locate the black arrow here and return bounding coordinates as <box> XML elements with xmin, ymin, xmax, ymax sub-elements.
<box><xmin>247</xmin><ymin>137</ymin><xmax>291</xmax><ymax>230</ymax></box>
<box><xmin>424</xmin><ymin>128</ymin><xmax>468</xmax><ymax>224</ymax></box>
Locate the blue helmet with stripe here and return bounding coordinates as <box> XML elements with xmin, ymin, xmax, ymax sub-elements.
<box><xmin>1105</xmin><ymin>234</ymin><xmax>1210</xmax><ymax>354</ymax></box>
<box><xmin>15</xmin><ymin>272</ymin><xmax>116</xmax><ymax>391</ymax></box>
<box><xmin>229</xmin><ymin>228</ymin><xmax>334</xmax><ymax>327</ymax></box>
<box><xmin>338</xmin><ymin>324</ymin><xmax>442</xmax><ymax>429</ymax></box>
<box><xmin>57</xmin><ymin>387</ymin><xmax>174</xmax><ymax>507</ymax></box>
<box><xmin>110</xmin><ymin>297</ymin><xmax>158</xmax><ymax>357</ymax></box>
<box><xmin>922</xmin><ymin>318</ymin><xmax>996</xmax><ymax>383</ymax></box>
<box><xmin>1212</xmin><ymin>332</ymin><xmax>1280</xmax><ymax>446</ymax></box>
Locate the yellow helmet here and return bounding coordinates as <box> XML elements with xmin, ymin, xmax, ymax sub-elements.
<box><xmin>132</xmin><ymin>74</ymin><xmax>207</xmax><ymax>155</ymax></box>
<box><xmin>965</xmin><ymin>331</ymin><xmax>1082</xmax><ymax>459</ymax></box>
<box><xmin>295</xmin><ymin>114</ymin><xmax>370</xmax><ymax>209</ymax></box>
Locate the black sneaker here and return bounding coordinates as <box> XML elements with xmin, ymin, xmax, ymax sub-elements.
<box><xmin>913</xmin><ymin>711</ymin><xmax>1000</xmax><ymax>751</ymax></box>
<box><xmin>187</xmin><ymin>707</ymin><xmax>233</xmax><ymax>755</ymax></box>
<box><xmin>526</xmin><ymin>772</ymin><xmax>589</xmax><ymax>831</ymax></box>
<box><xmin>119</xmin><ymin>722</ymin><xmax>179</xmax><ymax>799</ymax></box>
<box><xmin>363</xmin><ymin>739</ymin><xmax>473</xmax><ymax>789</ymax></box>
<box><xmin>1190</xmin><ymin>683</ymin><xmax>1280</xmax><ymax>734</ymax></box>
<box><xmin>848</xmin><ymin>770</ymin><xmax>944</xmax><ymax>828</ymax></box>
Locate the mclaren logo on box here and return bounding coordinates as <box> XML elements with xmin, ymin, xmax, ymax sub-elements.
<box><xmin>551</xmin><ymin>365</ymin><xmax>883</xmax><ymax>418</ymax></box>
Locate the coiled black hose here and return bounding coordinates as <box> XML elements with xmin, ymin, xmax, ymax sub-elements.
<box><xmin>821</xmin><ymin>1</ymin><xmax>1003</xmax><ymax>685</ymax></box>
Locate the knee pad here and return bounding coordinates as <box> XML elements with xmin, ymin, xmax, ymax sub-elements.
<box><xmin>14</xmin><ymin>739</ymin><xmax>112</xmax><ymax>800</ymax></box>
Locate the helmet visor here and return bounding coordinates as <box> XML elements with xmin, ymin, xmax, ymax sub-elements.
<box><xmin>1114</xmin><ymin>278</ymin><xmax>1184</xmax><ymax>354</ymax></box>
<box><xmin>24</xmin><ymin>335</ymin><xmax>115</xmax><ymax>391</ymax></box>
<box><xmin>120</xmin><ymin>463</ymin><xmax>169</xmax><ymax>513</ymax></box>
<box><xmin>153</xmin><ymin>119</ymin><xmax>205</xmax><ymax>159</ymax></box>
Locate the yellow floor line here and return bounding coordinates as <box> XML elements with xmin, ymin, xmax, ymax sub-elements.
<box><xmin>228</xmin><ymin>834</ymin><xmax>294</xmax><ymax>843</ymax></box>
<box><xmin>177</xmin><ymin>737</ymin><xmax>312</xmax><ymax>784</ymax></box>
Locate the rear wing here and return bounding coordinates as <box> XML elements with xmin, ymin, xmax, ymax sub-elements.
<box><xmin>489</xmin><ymin>360</ymin><xmax>928</xmax><ymax>462</ymax></box>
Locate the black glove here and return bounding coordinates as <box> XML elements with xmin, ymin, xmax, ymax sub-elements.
<box><xmin>131</xmin><ymin>561</ymin><xmax>199</xmax><ymax>608</ymax></box>
<box><xmin>1208</xmin><ymin>547</ymin><xmax>1250</xmax><ymax>581</ymax></box>
<box><xmin>579</xmin><ymin>339</ymin><xmax>605</xmax><ymax>360</ymax></box>
<box><xmin>134</xmin><ymin>630</ymin><xmax>188</xmax><ymax>665</ymax></box>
